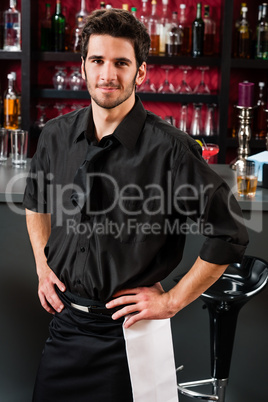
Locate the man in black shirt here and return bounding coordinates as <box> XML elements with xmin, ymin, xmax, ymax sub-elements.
<box><xmin>24</xmin><ymin>9</ymin><xmax>248</xmax><ymax>402</ymax></box>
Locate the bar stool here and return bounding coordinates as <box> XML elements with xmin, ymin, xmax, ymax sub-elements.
<box><xmin>176</xmin><ymin>255</ymin><xmax>268</xmax><ymax>401</ymax></box>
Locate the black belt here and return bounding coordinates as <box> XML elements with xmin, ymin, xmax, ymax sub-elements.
<box><xmin>56</xmin><ymin>288</ymin><xmax>118</xmax><ymax>317</ymax></box>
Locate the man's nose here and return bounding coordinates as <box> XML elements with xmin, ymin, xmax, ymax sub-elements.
<box><xmin>100</xmin><ymin>62</ymin><xmax>117</xmax><ymax>81</ymax></box>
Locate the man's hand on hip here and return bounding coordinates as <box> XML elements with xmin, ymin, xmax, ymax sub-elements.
<box><xmin>38</xmin><ymin>264</ymin><xmax>66</xmax><ymax>314</ymax></box>
<box><xmin>106</xmin><ymin>283</ymin><xmax>177</xmax><ymax>328</ymax></box>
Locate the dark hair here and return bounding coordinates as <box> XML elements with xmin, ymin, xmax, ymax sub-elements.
<box><xmin>81</xmin><ymin>9</ymin><xmax>151</xmax><ymax>68</ymax></box>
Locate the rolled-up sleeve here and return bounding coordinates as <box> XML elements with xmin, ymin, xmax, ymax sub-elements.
<box><xmin>23</xmin><ymin>129</ymin><xmax>51</xmax><ymax>213</ymax></box>
<box><xmin>173</xmin><ymin>144</ymin><xmax>249</xmax><ymax>265</ymax></box>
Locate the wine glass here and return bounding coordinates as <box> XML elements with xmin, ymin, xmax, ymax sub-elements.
<box><xmin>137</xmin><ymin>65</ymin><xmax>157</xmax><ymax>93</ymax></box>
<box><xmin>53</xmin><ymin>66</ymin><xmax>68</xmax><ymax>90</ymax></box>
<box><xmin>176</xmin><ymin>66</ymin><xmax>192</xmax><ymax>94</ymax></box>
<box><xmin>202</xmin><ymin>143</ymin><xmax>219</xmax><ymax>163</ymax></box>
<box><xmin>190</xmin><ymin>103</ymin><xmax>203</xmax><ymax>136</ymax></box>
<box><xmin>35</xmin><ymin>104</ymin><xmax>46</xmax><ymax>129</ymax></box>
<box><xmin>54</xmin><ymin>103</ymin><xmax>66</xmax><ymax>117</ymax></box>
<box><xmin>193</xmin><ymin>66</ymin><xmax>210</xmax><ymax>94</ymax></box>
<box><xmin>158</xmin><ymin>65</ymin><xmax>175</xmax><ymax>93</ymax></box>
<box><xmin>69</xmin><ymin>66</ymin><xmax>83</xmax><ymax>91</ymax></box>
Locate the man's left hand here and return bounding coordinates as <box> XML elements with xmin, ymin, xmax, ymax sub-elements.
<box><xmin>106</xmin><ymin>283</ymin><xmax>177</xmax><ymax>328</ymax></box>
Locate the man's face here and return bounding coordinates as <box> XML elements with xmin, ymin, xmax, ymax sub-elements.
<box><xmin>81</xmin><ymin>34</ymin><xmax>146</xmax><ymax>110</ymax></box>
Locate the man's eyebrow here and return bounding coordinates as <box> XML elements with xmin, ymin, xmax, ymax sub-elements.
<box><xmin>87</xmin><ymin>55</ymin><xmax>132</xmax><ymax>64</ymax></box>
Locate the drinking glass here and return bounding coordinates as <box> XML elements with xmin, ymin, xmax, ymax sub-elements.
<box><xmin>69</xmin><ymin>66</ymin><xmax>83</xmax><ymax>91</ymax></box>
<box><xmin>53</xmin><ymin>66</ymin><xmax>68</xmax><ymax>90</ymax></box>
<box><xmin>236</xmin><ymin>160</ymin><xmax>258</xmax><ymax>198</ymax></box>
<box><xmin>201</xmin><ymin>143</ymin><xmax>220</xmax><ymax>163</ymax></box>
<box><xmin>190</xmin><ymin>103</ymin><xmax>203</xmax><ymax>136</ymax></box>
<box><xmin>194</xmin><ymin>66</ymin><xmax>210</xmax><ymax>94</ymax></box>
<box><xmin>137</xmin><ymin>65</ymin><xmax>157</xmax><ymax>93</ymax></box>
<box><xmin>178</xmin><ymin>104</ymin><xmax>188</xmax><ymax>132</ymax></box>
<box><xmin>158</xmin><ymin>65</ymin><xmax>175</xmax><ymax>94</ymax></box>
<box><xmin>204</xmin><ymin>104</ymin><xmax>216</xmax><ymax>136</ymax></box>
<box><xmin>0</xmin><ymin>128</ymin><xmax>8</xmax><ymax>162</ymax></box>
<box><xmin>176</xmin><ymin>66</ymin><xmax>192</xmax><ymax>94</ymax></box>
<box><xmin>10</xmin><ymin>130</ymin><xmax>28</xmax><ymax>165</ymax></box>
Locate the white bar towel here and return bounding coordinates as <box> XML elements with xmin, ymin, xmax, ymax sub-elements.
<box><xmin>123</xmin><ymin>318</ymin><xmax>179</xmax><ymax>402</ymax></box>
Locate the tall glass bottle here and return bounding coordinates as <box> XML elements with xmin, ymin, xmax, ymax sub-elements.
<box><xmin>203</xmin><ymin>5</ymin><xmax>216</xmax><ymax>56</ymax></box>
<box><xmin>41</xmin><ymin>3</ymin><xmax>52</xmax><ymax>51</ymax></box>
<box><xmin>138</xmin><ymin>0</ymin><xmax>149</xmax><ymax>28</ymax></box>
<box><xmin>72</xmin><ymin>0</ymin><xmax>89</xmax><ymax>53</ymax></box>
<box><xmin>178</xmin><ymin>4</ymin><xmax>191</xmax><ymax>55</ymax></box>
<box><xmin>192</xmin><ymin>3</ymin><xmax>204</xmax><ymax>57</ymax></box>
<box><xmin>233</xmin><ymin>6</ymin><xmax>251</xmax><ymax>58</ymax></box>
<box><xmin>51</xmin><ymin>0</ymin><xmax>65</xmax><ymax>52</ymax></box>
<box><xmin>148</xmin><ymin>0</ymin><xmax>160</xmax><ymax>55</ymax></box>
<box><xmin>3</xmin><ymin>0</ymin><xmax>21</xmax><ymax>51</ymax></box>
<box><xmin>159</xmin><ymin>0</ymin><xmax>171</xmax><ymax>55</ymax></box>
<box><xmin>256</xmin><ymin>3</ymin><xmax>268</xmax><ymax>59</ymax></box>
<box><xmin>165</xmin><ymin>12</ymin><xmax>183</xmax><ymax>56</ymax></box>
<box><xmin>4</xmin><ymin>72</ymin><xmax>19</xmax><ymax>130</ymax></box>
<box><xmin>254</xmin><ymin>82</ymin><xmax>267</xmax><ymax>139</ymax></box>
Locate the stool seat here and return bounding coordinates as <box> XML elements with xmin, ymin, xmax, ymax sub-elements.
<box><xmin>201</xmin><ymin>256</ymin><xmax>268</xmax><ymax>303</ymax></box>
<box><xmin>176</xmin><ymin>255</ymin><xmax>268</xmax><ymax>401</ymax></box>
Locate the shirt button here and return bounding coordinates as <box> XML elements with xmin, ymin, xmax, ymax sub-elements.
<box><xmin>80</xmin><ymin>247</ymin><xmax>86</xmax><ymax>253</ymax></box>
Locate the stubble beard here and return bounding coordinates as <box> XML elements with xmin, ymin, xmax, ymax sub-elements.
<box><xmin>84</xmin><ymin>71</ymin><xmax>137</xmax><ymax>110</ymax></box>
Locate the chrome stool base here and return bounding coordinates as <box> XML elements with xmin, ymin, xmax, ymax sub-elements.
<box><xmin>177</xmin><ymin>366</ymin><xmax>227</xmax><ymax>401</ymax></box>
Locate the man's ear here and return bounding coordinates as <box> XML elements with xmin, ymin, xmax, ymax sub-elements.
<box><xmin>81</xmin><ymin>56</ymin><xmax>86</xmax><ymax>80</ymax></box>
<box><xmin>136</xmin><ymin>62</ymin><xmax>147</xmax><ymax>86</ymax></box>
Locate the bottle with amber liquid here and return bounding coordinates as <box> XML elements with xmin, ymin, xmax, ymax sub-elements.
<box><xmin>233</xmin><ymin>6</ymin><xmax>251</xmax><ymax>58</ymax></box>
<box><xmin>148</xmin><ymin>0</ymin><xmax>160</xmax><ymax>55</ymax></box>
<box><xmin>4</xmin><ymin>72</ymin><xmax>19</xmax><ymax>130</ymax></box>
<box><xmin>51</xmin><ymin>0</ymin><xmax>65</xmax><ymax>52</ymax></box>
<box><xmin>254</xmin><ymin>82</ymin><xmax>267</xmax><ymax>139</ymax></box>
<box><xmin>203</xmin><ymin>5</ymin><xmax>216</xmax><ymax>55</ymax></box>
<box><xmin>178</xmin><ymin>4</ymin><xmax>191</xmax><ymax>55</ymax></box>
<box><xmin>192</xmin><ymin>3</ymin><xmax>204</xmax><ymax>57</ymax></box>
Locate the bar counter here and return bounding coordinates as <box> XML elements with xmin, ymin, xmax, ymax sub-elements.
<box><xmin>0</xmin><ymin>160</ymin><xmax>267</xmax><ymax>402</ymax></box>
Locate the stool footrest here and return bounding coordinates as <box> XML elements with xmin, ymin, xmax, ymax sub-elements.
<box><xmin>177</xmin><ymin>378</ymin><xmax>228</xmax><ymax>401</ymax></box>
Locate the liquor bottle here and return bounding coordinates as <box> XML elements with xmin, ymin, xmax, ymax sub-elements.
<box><xmin>51</xmin><ymin>0</ymin><xmax>66</xmax><ymax>52</ymax></box>
<box><xmin>72</xmin><ymin>0</ymin><xmax>89</xmax><ymax>53</ymax></box>
<box><xmin>159</xmin><ymin>0</ymin><xmax>171</xmax><ymax>55</ymax></box>
<box><xmin>41</xmin><ymin>3</ymin><xmax>51</xmax><ymax>51</ymax></box>
<box><xmin>0</xmin><ymin>84</ymin><xmax>3</xmax><ymax>127</ymax></box>
<box><xmin>254</xmin><ymin>82</ymin><xmax>267</xmax><ymax>139</ymax></box>
<box><xmin>203</xmin><ymin>5</ymin><xmax>216</xmax><ymax>56</ymax></box>
<box><xmin>256</xmin><ymin>3</ymin><xmax>268</xmax><ymax>59</ymax></box>
<box><xmin>148</xmin><ymin>0</ymin><xmax>160</xmax><ymax>55</ymax></box>
<box><xmin>178</xmin><ymin>4</ymin><xmax>191</xmax><ymax>55</ymax></box>
<box><xmin>100</xmin><ymin>2</ymin><xmax>106</xmax><ymax>9</ymax></box>
<box><xmin>165</xmin><ymin>12</ymin><xmax>183</xmax><ymax>56</ymax></box>
<box><xmin>131</xmin><ymin>7</ymin><xmax>137</xmax><ymax>18</ymax></box>
<box><xmin>3</xmin><ymin>0</ymin><xmax>21</xmax><ymax>51</ymax></box>
<box><xmin>233</xmin><ymin>6</ymin><xmax>251</xmax><ymax>58</ymax></box>
<box><xmin>138</xmin><ymin>0</ymin><xmax>149</xmax><ymax>28</ymax></box>
<box><xmin>122</xmin><ymin>4</ymin><xmax>129</xmax><ymax>11</ymax></box>
<box><xmin>192</xmin><ymin>3</ymin><xmax>204</xmax><ymax>57</ymax></box>
<box><xmin>252</xmin><ymin>5</ymin><xmax>262</xmax><ymax>58</ymax></box>
<box><xmin>4</xmin><ymin>72</ymin><xmax>19</xmax><ymax>130</ymax></box>
<box><xmin>63</xmin><ymin>6</ymin><xmax>72</xmax><ymax>51</ymax></box>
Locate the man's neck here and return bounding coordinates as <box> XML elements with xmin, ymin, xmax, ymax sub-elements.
<box><xmin>92</xmin><ymin>95</ymin><xmax>135</xmax><ymax>141</ymax></box>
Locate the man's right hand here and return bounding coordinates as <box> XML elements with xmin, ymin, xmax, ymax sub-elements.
<box><xmin>38</xmin><ymin>264</ymin><xmax>66</xmax><ymax>314</ymax></box>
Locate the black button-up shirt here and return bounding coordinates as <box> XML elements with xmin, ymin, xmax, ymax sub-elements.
<box><xmin>23</xmin><ymin>96</ymin><xmax>248</xmax><ymax>302</ymax></box>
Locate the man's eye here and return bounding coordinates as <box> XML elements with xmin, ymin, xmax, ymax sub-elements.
<box><xmin>93</xmin><ymin>59</ymin><xmax>103</xmax><ymax>64</ymax></box>
<box><xmin>116</xmin><ymin>61</ymin><xmax>127</xmax><ymax>67</ymax></box>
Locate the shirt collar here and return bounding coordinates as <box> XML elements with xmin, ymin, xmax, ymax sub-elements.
<box><xmin>73</xmin><ymin>95</ymin><xmax>147</xmax><ymax>150</ymax></box>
